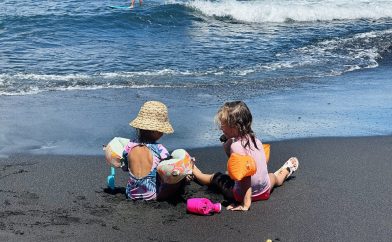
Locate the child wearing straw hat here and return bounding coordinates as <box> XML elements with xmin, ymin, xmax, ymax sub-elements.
<box><xmin>123</xmin><ymin>101</ymin><xmax>184</xmax><ymax>201</ymax></box>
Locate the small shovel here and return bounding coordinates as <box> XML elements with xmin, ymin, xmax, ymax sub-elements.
<box><xmin>107</xmin><ymin>167</ymin><xmax>116</xmax><ymax>190</ymax></box>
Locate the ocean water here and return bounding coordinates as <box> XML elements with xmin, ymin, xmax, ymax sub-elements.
<box><xmin>0</xmin><ymin>0</ymin><xmax>391</xmax><ymax>155</ymax></box>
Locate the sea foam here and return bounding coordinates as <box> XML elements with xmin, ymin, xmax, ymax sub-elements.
<box><xmin>186</xmin><ymin>0</ymin><xmax>392</xmax><ymax>23</ymax></box>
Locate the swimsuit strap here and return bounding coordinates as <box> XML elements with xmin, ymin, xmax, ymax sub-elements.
<box><xmin>122</xmin><ymin>142</ymin><xmax>165</xmax><ymax>170</ymax></box>
<box><xmin>145</xmin><ymin>143</ymin><xmax>163</xmax><ymax>161</ymax></box>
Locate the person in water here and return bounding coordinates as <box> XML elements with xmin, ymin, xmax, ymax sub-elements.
<box><xmin>130</xmin><ymin>0</ymin><xmax>142</xmax><ymax>8</ymax></box>
<box><xmin>192</xmin><ymin>101</ymin><xmax>299</xmax><ymax>211</ymax></box>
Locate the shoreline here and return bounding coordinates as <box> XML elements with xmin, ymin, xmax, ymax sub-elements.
<box><xmin>1</xmin><ymin>59</ymin><xmax>392</xmax><ymax>156</ymax></box>
<box><xmin>1</xmin><ymin>135</ymin><xmax>391</xmax><ymax>241</ymax></box>
<box><xmin>2</xmin><ymin>134</ymin><xmax>392</xmax><ymax>158</ymax></box>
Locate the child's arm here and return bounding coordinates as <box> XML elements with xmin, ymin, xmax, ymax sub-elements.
<box><xmin>227</xmin><ymin>140</ymin><xmax>252</xmax><ymax>211</ymax></box>
<box><xmin>227</xmin><ymin>178</ymin><xmax>252</xmax><ymax>211</ymax></box>
<box><xmin>242</xmin><ymin>186</ymin><xmax>252</xmax><ymax>209</ymax></box>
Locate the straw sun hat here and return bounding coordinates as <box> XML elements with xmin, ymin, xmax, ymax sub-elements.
<box><xmin>130</xmin><ymin>101</ymin><xmax>174</xmax><ymax>134</ymax></box>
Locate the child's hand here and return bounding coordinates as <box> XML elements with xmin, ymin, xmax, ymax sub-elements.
<box><xmin>227</xmin><ymin>204</ymin><xmax>249</xmax><ymax>211</ymax></box>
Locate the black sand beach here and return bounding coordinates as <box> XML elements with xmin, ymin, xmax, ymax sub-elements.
<box><xmin>1</xmin><ymin>136</ymin><xmax>391</xmax><ymax>241</ymax></box>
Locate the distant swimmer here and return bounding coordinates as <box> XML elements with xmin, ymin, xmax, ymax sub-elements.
<box><xmin>131</xmin><ymin>0</ymin><xmax>142</xmax><ymax>8</ymax></box>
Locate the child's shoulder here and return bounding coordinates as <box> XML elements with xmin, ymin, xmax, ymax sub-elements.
<box><xmin>156</xmin><ymin>143</ymin><xmax>169</xmax><ymax>153</ymax></box>
<box><xmin>124</xmin><ymin>140</ymin><xmax>139</xmax><ymax>153</ymax></box>
<box><xmin>230</xmin><ymin>139</ymin><xmax>246</xmax><ymax>154</ymax></box>
<box><xmin>231</xmin><ymin>136</ymin><xmax>262</xmax><ymax>153</ymax></box>
<box><xmin>124</xmin><ymin>141</ymin><xmax>169</xmax><ymax>158</ymax></box>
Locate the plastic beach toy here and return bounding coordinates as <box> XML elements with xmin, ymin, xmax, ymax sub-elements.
<box><xmin>187</xmin><ymin>198</ymin><xmax>221</xmax><ymax>215</ymax></box>
<box><xmin>107</xmin><ymin>167</ymin><xmax>116</xmax><ymax>190</ymax></box>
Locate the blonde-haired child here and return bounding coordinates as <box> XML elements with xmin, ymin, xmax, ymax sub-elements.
<box><xmin>193</xmin><ymin>101</ymin><xmax>299</xmax><ymax>211</ymax></box>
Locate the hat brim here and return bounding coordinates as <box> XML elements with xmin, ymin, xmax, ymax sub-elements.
<box><xmin>130</xmin><ymin>117</ymin><xmax>174</xmax><ymax>134</ymax></box>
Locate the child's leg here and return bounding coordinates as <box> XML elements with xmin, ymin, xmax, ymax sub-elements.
<box><xmin>192</xmin><ymin>164</ymin><xmax>236</xmax><ymax>201</ymax></box>
<box><xmin>268</xmin><ymin>171</ymin><xmax>286</xmax><ymax>187</ymax></box>
<box><xmin>193</xmin><ymin>165</ymin><xmax>235</xmax><ymax>201</ymax></box>
<box><xmin>269</xmin><ymin>157</ymin><xmax>299</xmax><ymax>187</ymax></box>
<box><xmin>192</xmin><ymin>165</ymin><xmax>214</xmax><ymax>186</ymax></box>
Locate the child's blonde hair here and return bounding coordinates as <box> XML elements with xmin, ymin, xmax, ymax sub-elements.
<box><xmin>215</xmin><ymin>101</ymin><xmax>259</xmax><ymax>150</ymax></box>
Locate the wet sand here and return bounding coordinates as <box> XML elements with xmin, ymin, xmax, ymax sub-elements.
<box><xmin>1</xmin><ymin>136</ymin><xmax>391</xmax><ymax>241</ymax></box>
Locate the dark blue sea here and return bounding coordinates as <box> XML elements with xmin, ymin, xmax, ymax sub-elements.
<box><xmin>1</xmin><ymin>0</ymin><xmax>391</xmax><ymax>156</ymax></box>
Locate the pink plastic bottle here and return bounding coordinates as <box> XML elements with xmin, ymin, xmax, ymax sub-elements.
<box><xmin>187</xmin><ymin>198</ymin><xmax>221</xmax><ymax>215</ymax></box>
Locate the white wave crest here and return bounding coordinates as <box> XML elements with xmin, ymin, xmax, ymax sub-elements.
<box><xmin>227</xmin><ymin>28</ymin><xmax>391</xmax><ymax>77</ymax></box>
<box><xmin>100</xmin><ymin>69</ymin><xmax>193</xmax><ymax>78</ymax></box>
<box><xmin>0</xmin><ymin>83</ymin><xmax>177</xmax><ymax>96</ymax></box>
<box><xmin>7</xmin><ymin>73</ymin><xmax>91</xmax><ymax>81</ymax></box>
<box><xmin>0</xmin><ymin>70</ymin><xmax>203</xmax><ymax>96</ymax></box>
<box><xmin>187</xmin><ymin>0</ymin><xmax>392</xmax><ymax>23</ymax></box>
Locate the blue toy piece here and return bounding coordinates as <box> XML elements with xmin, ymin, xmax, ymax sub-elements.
<box><xmin>107</xmin><ymin>166</ymin><xmax>116</xmax><ymax>190</ymax></box>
